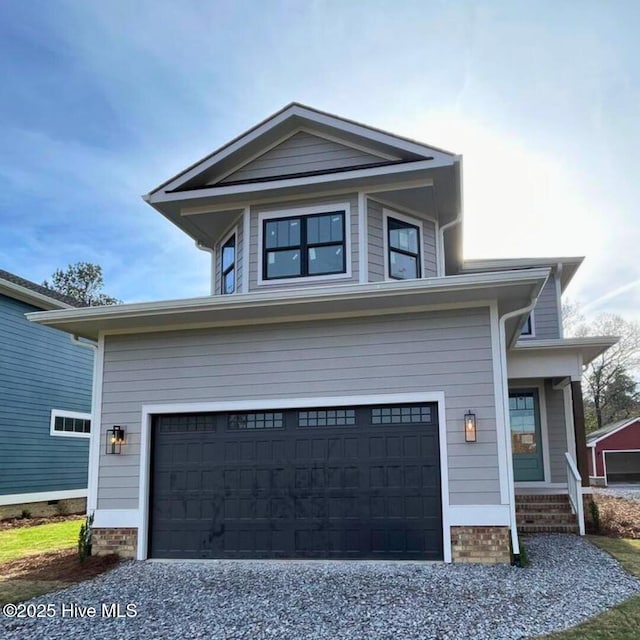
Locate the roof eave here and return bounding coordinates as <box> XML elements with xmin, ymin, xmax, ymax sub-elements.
<box><xmin>0</xmin><ymin>278</ymin><xmax>74</xmax><ymax>310</ymax></box>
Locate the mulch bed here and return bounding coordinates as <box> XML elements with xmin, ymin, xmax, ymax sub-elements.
<box><xmin>590</xmin><ymin>494</ymin><xmax>640</xmax><ymax>539</ymax></box>
<box><xmin>1</xmin><ymin>548</ymin><xmax>120</xmax><ymax>582</ymax></box>
<box><xmin>0</xmin><ymin>514</ymin><xmax>84</xmax><ymax>531</ymax></box>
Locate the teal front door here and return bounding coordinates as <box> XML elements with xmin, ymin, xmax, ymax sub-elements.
<box><xmin>509</xmin><ymin>389</ymin><xmax>544</xmax><ymax>482</ymax></box>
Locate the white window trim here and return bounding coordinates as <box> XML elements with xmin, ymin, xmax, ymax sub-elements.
<box><xmin>602</xmin><ymin>449</ymin><xmax>640</xmax><ymax>487</ymax></box>
<box><xmin>50</xmin><ymin>409</ymin><xmax>92</xmax><ymax>439</ymax></box>
<box><xmin>519</xmin><ymin>310</ymin><xmax>536</xmax><ymax>339</ymax></box>
<box><xmin>217</xmin><ymin>224</ymin><xmax>239</xmax><ymax>296</ymax></box>
<box><xmin>257</xmin><ymin>202</ymin><xmax>352</xmax><ymax>285</ymax></box>
<box><xmin>382</xmin><ymin>208</ymin><xmax>425</xmax><ymax>281</ymax></box>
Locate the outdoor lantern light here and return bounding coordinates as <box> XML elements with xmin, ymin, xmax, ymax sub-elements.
<box><xmin>464</xmin><ymin>411</ymin><xmax>477</xmax><ymax>443</ymax></box>
<box><xmin>106</xmin><ymin>425</ymin><xmax>125</xmax><ymax>454</ymax></box>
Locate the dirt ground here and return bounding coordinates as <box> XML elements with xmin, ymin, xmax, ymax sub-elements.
<box><xmin>590</xmin><ymin>494</ymin><xmax>640</xmax><ymax>539</ymax></box>
<box><xmin>0</xmin><ymin>514</ymin><xmax>84</xmax><ymax>531</ymax></box>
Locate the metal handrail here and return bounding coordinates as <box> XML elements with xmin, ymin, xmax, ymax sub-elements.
<box><xmin>565</xmin><ymin>451</ymin><xmax>585</xmax><ymax>535</ymax></box>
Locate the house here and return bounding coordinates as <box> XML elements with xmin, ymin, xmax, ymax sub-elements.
<box><xmin>28</xmin><ymin>104</ymin><xmax>617</xmax><ymax>563</ymax></box>
<box><xmin>0</xmin><ymin>269</ymin><xmax>94</xmax><ymax>519</ymax></box>
<box><xmin>587</xmin><ymin>417</ymin><xmax>640</xmax><ymax>485</ymax></box>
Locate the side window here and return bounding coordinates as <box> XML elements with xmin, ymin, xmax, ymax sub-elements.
<box><xmin>520</xmin><ymin>313</ymin><xmax>535</xmax><ymax>338</ymax></box>
<box><xmin>50</xmin><ymin>410</ymin><xmax>91</xmax><ymax>438</ymax></box>
<box><xmin>221</xmin><ymin>234</ymin><xmax>236</xmax><ymax>294</ymax></box>
<box><xmin>387</xmin><ymin>216</ymin><xmax>421</xmax><ymax>280</ymax></box>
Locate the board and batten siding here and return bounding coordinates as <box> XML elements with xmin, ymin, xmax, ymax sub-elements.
<box><xmin>367</xmin><ymin>199</ymin><xmax>438</xmax><ymax>281</ymax></box>
<box><xmin>0</xmin><ymin>294</ymin><xmax>93</xmax><ymax>496</ymax></box>
<box><xmin>98</xmin><ymin>307</ymin><xmax>500</xmax><ymax>510</ymax></box>
<box><xmin>532</xmin><ymin>277</ymin><xmax>561</xmax><ymax>339</ymax></box>
<box><xmin>219</xmin><ymin>131</ymin><xmax>384</xmax><ymax>184</ymax></box>
<box><xmin>248</xmin><ymin>194</ymin><xmax>359</xmax><ymax>292</ymax></box>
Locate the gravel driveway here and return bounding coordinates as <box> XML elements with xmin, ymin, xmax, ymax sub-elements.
<box><xmin>1</xmin><ymin>535</ymin><xmax>638</xmax><ymax>640</ymax></box>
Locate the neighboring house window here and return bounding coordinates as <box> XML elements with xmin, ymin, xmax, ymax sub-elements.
<box><xmin>221</xmin><ymin>234</ymin><xmax>236</xmax><ymax>294</ymax></box>
<box><xmin>387</xmin><ymin>217</ymin><xmax>421</xmax><ymax>279</ymax></box>
<box><xmin>263</xmin><ymin>211</ymin><xmax>346</xmax><ymax>280</ymax></box>
<box><xmin>520</xmin><ymin>312</ymin><xmax>535</xmax><ymax>337</ymax></box>
<box><xmin>50</xmin><ymin>410</ymin><xmax>91</xmax><ymax>438</ymax></box>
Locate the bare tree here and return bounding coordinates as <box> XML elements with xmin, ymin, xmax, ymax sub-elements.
<box><xmin>564</xmin><ymin>303</ymin><xmax>640</xmax><ymax>430</ymax></box>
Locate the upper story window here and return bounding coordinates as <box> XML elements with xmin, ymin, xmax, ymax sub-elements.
<box><xmin>263</xmin><ymin>211</ymin><xmax>346</xmax><ymax>280</ymax></box>
<box><xmin>520</xmin><ymin>312</ymin><xmax>535</xmax><ymax>338</ymax></box>
<box><xmin>387</xmin><ymin>216</ymin><xmax>421</xmax><ymax>280</ymax></box>
<box><xmin>50</xmin><ymin>409</ymin><xmax>91</xmax><ymax>438</ymax></box>
<box><xmin>221</xmin><ymin>234</ymin><xmax>236</xmax><ymax>294</ymax></box>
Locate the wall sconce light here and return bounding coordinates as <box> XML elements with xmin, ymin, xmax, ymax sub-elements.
<box><xmin>464</xmin><ymin>411</ymin><xmax>477</xmax><ymax>443</ymax></box>
<box><xmin>106</xmin><ymin>426</ymin><xmax>125</xmax><ymax>454</ymax></box>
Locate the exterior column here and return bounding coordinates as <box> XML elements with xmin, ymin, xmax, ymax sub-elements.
<box><xmin>570</xmin><ymin>380</ymin><xmax>590</xmax><ymax>487</ymax></box>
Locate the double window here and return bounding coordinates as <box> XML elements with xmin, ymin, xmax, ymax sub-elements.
<box><xmin>263</xmin><ymin>210</ymin><xmax>346</xmax><ymax>280</ymax></box>
<box><xmin>387</xmin><ymin>216</ymin><xmax>421</xmax><ymax>280</ymax></box>
<box><xmin>221</xmin><ymin>233</ymin><xmax>236</xmax><ymax>294</ymax></box>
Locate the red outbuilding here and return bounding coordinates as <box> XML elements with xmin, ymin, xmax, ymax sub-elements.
<box><xmin>587</xmin><ymin>417</ymin><xmax>640</xmax><ymax>485</ymax></box>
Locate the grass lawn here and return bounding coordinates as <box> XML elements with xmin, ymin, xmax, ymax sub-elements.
<box><xmin>0</xmin><ymin>518</ymin><xmax>82</xmax><ymax>563</ymax></box>
<box><xmin>542</xmin><ymin>537</ymin><xmax>640</xmax><ymax>639</ymax></box>
<box><xmin>0</xmin><ymin>517</ymin><xmax>118</xmax><ymax>605</ymax></box>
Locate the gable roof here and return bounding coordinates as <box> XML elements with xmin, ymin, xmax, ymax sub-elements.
<box><xmin>146</xmin><ymin>102</ymin><xmax>458</xmax><ymax>197</ymax></box>
<box><xmin>586</xmin><ymin>417</ymin><xmax>640</xmax><ymax>446</ymax></box>
<box><xmin>0</xmin><ymin>269</ymin><xmax>83</xmax><ymax>310</ymax></box>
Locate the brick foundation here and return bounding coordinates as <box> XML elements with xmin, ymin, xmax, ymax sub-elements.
<box><xmin>450</xmin><ymin>526</ymin><xmax>511</xmax><ymax>564</ymax></box>
<box><xmin>92</xmin><ymin>528</ymin><xmax>138</xmax><ymax>558</ymax></box>
<box><xmin>0</xmin><ymin>497</ymin><xmax>86</xmax><ymax>521</ymax></box>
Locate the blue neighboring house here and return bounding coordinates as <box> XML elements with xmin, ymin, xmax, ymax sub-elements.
<box><xmin>0</xmin><ymin>269</ymin><xmax>94</xmax><ymax>518</ymax></box>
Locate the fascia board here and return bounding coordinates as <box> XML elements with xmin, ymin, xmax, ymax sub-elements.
<box><xmin>0</xmin><ymin>279</ymin><xmax>74</xmax><ymax>310</ymax></box>
<box><xmin>587</xmin><ymin>418</ymin><xmax>640</xmax><ymax>446</ymax></box>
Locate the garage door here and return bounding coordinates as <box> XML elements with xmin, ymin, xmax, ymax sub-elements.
<box><xmin>605</xmin><ymin>451</ymin><xmax>640</xmax><ymax>483</ymax></box>
<box><xmin>149</xmin><ymin>403</ymin><xmax>442</xmax><ymax>560</ymax></box>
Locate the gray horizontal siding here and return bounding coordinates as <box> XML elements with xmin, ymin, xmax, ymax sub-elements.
<box><xmin>545</xmin><ymin>380</ymin><xmax>568</xmax><ymax>483</ymax></box>
<box><xmin>248</xmin><ymin>195</ymin><xmax>359</xmax><ymax>292</ymax></box>
<box><xmin>98</xmin><ymin>308</ymin><xmax>501</xmax><ymax>510</ymax></box>
<box><xmin>532</xmin><ymin>277</ymin><xmax>560</xmax><ymax>339</ymax></box>
<box><xmin>0</xmin><ymin>295</ymin><xmax>93</xmax><ymax>497</ymax></box>
<box><xmin>221</xmin><ymin>132</ymin><xmax>383</xmax><ymax>184</ymax></box>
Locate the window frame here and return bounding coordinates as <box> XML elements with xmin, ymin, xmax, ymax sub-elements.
<box><xmin>519</xmin><ymin>310</ymin><xmax>536</xmax><ymax>339</ymax></box>
<box><xmin>220</xmin><ymin>230</ymin><xmax>237</xmax><ymax>295</ymax></box>
<box><xmin>382</xmin><ymin>208</ymin><xmax>424</xmax><ymax>281</ymax></box>
<box><xmin>257</xmin><ymin>203</ymin><xmax>352</xmax><ymax>285</ymax></box>
<box><xmin>50</xmin><ymin>409</ymin><xmax>92</xmax><ymax>439</ymax></box>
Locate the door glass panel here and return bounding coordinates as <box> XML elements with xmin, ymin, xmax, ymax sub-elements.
<box><xmin>509</xmin><ymin>393</ymin><xmax>537</xmax><ymax>454</ymax></box>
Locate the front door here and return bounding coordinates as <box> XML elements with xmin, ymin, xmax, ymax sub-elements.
<box><xmin>509</xmin><ymin>389</ymin><xmax>544</xmax><ymax>482</ymax></box>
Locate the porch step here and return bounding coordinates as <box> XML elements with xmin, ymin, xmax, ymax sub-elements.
<box><xmin>515</xmin><ymin>494</ymin><xmax>579</xmax><ymax>535</ymax></box>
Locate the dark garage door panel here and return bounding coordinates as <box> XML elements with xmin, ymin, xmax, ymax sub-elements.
<box><xmin>149</xmin><ymin>404</ymin><xmax>442</xmax><ymax>560</ymax></box>
<box><xmin>605</xmin><ymin>451</ymin><xmax>640</xmax><ymax>483</ymax></box>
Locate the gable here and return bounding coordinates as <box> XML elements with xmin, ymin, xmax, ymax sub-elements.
<box><xmin>214</xmin><ymin>131</ymin><xmax>391</xmax><ymax>186</ymax></box>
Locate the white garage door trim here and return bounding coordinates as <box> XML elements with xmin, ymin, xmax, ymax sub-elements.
<box><xmin>136</xmin><ymin>392</ymin><xmax>450</xmax><ymax>561</ymax></box>
<box><xmin>602</xmin><ymin>449</ymin><xmax>640</xmax><ymax>486</ymax></box>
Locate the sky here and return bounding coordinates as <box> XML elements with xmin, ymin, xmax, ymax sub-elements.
<box><xmin>0</xmin><ymin>0</ymin><xmax>638</xmax><ymax>320</ymax></box>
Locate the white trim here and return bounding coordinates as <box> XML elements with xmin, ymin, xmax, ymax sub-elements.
<box><xmin>216</xmin><ymin>224</ymin><xmax>239</xmax><ymax>296</ymax></box>
<box><xmin>298</xmin><ymin>126</ymin><xmax>400</xmax><ymax>161</ymax></box>
<box><xmin>0</xmin><ymin>488</ymin><xmax>87</xmax><ymax>507</ymax></box>
<box><xmin>149</xmin><ymin>103</ymin><xmax>454</xmax><ymax>195</ymax></box>
<box><xmin>87</xmin><ymin>334</ymin><xmax>105</xmax><ymax>513</ymax></box>
<box><xmin>555</xmin><ymin>267</ymin><xmax>564</xmax><ymax>338</ymax></box>
<box><xmin>514</xmin><ymin>482</ymin><xmax>569</xmax><ymax>492</ymax></box>
<box><xmin>434</xmin><ymin>219</ymin><xmax>441</xmax><ymax>277</ymax></box>
<box><xmin>586</xmin><ymin>417</ymin><xmax>640</xmax><ymax>446</ymax></box>
<box><xmin>92</xmin><ymin>509</ymin><xmax>140</xmax><ymax>528</ymax></box>
<box><xmin>366</xmin><ymin>194</ymin><xmax>438</xmax><ymax>223</ymax></box>
<box><xmin>0</xmin><ymin>277</ymin><xmax>74</xmax><ymax>310</ymax></box>
<box><xmin>136</xmin><ymin>392</ymin><xmax>451</xmax><ymax>562</ymax></box>
<box><xmin>382</xmin><ymin>207</ymin><xmax>425</xmax><ymax>281</ymax></box>
<box><xmin>601</xmin><ymin>447</ymin><xmax>640</xmax><ymax>485</ymax></box>
<box><xmin>49</xmin><ymin>409</ymin><xmax>92</xmax><ymax>439</ymax></box>
<box><xmin>448</xmin><ymin>505</ymin><xmax>510</xmax><ymax>526</ymax></box>
<box><xmin>242</xmin><ymin>207</ymin><xmax>250</xmax><ymax>293</ymax></box>
<box><xmin>591</xmin><ymin>442</ymin><xmax>597</xmax><ymax>476</ymax></box>
<box><xmin>564</xmin><ymin>384</ymin><xmax>577</xmax><ymax>460</ymax></box>
<box><xmin>357</xmin><ymin>192</ymin><xmax>368</xmax><ymax>283</ymax></box>
<box><xmin>490</xmin><ymin>302</ymin><xmax>510</xmax><ymax>504</ymax></box>
<box><xmin>149</xmin><ymin>160</ymin><xmax>444</xmax><ymax>204</ymax></box>
<box><xmin>508</xmin><ymin>382</ymin><xmax>551</xmax><ymax>484</ymax></box>
<box><xmin>256</xmin><ymin>202</ymin><xmax>353</xmax><ymax>286</ymax></box>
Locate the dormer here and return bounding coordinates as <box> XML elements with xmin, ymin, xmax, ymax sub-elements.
<box><xmin>144</xmin><ymin>103</ymin><xmax>462</xmax><ymax>294</ymax></box>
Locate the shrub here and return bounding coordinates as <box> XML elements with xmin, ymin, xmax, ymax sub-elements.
<box><xmin>20</xmin><ymin>509</ymin><xmax>31</xmax><ymax>519</ymax></box>
<box><xmin>589</xmin><ymin>499</ymin><xmax>601</xmax><ymax>534</ymax></box>
<box><xmin>78</xmin><ymin>513</ymin><xmax>94</xmax><ymax>564</ymax></box>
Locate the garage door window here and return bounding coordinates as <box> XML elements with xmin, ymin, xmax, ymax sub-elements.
<box><xmin>372</xmin><ymin>405</ymin><xmax>432</xmax><ymax>424</ymax></box>
<box><xmin>298</xmin><ymin>409</ymin><xmax>356</xmax><ymax>427</ymax></box>
<box><xmin>228</xmin><ymin>412</ymin><xmax>284</xmax><ymax>430</ymax></box>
